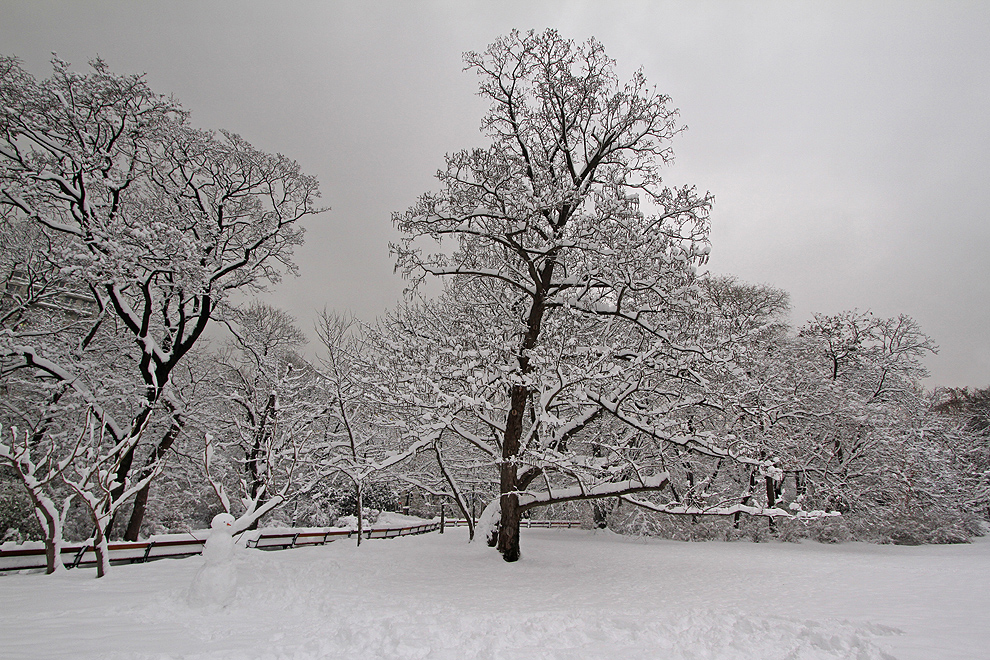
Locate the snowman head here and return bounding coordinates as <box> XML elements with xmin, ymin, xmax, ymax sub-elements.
<box><xmin>211</xmin><ymin>513</ymin><xmax>236</xmax><ymax>531</ymax></box>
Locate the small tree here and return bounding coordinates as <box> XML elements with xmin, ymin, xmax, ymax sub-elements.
<box><xmin>208</xmin><ymin>302</ymin><xmax>320</xmax><ymax>529</ymax></box>
<box><xmin>0</xmin><ymin>425</ymin><xmax>78</xmax><ymax>573</ymax></box>
<box><xmin>60</xmin><ymin>414</ymin><xmax>165</xmax><ymax>577</ymax></box>
<box><xmin>315</xmin><ymin>311</ymin><xmax>436</xmax><ymax>545</ymax></box>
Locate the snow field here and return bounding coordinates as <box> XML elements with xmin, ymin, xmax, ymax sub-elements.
<box><xmin>0</xmin><ymin>527</ymin><xmax>987</xmax><ymax>659</ymax></box>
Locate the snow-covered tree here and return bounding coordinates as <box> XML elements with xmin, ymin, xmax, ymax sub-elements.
<box><xmin>0</xmin><ymin>56</ymin><xmax>324</xmax><ymax>562</ymax></box>
<box><xmin>203</xmin><ymin>303</ymin><xmax>329</xmax><ymax>532</ymax></box>
<box><xmin>0</xmin><ymin>425</ymin><xmax>78</xmax><ymax>573</ymax></box>
<box><xmin>393</xmin><ymin>31</ymin><xmax>798</xmax><ymax>561</ymax></box>
<box><xmin>315</xmin><ymin>311</ymin><xmax>437</xmax><ymax>544</ymax></box>
<box><xmin>715</xmin><ymin>308</ymin><xmax>982</xmax><ymax>543</ymax></box>
<box><xmin>934</xmin><ymin>386</ymin><xmax>990</xmax><ymax>520</ymax></box>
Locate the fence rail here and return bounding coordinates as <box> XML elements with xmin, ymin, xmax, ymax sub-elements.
<box><xmin>0</xmin><ymin>519</ymin><xmax>582</xmax><ymax>573</ymax></box>
<box><xmin>0</xmin><ymin>521</ymin><xmax>440</xmax><ymax>573</ymax></box>
<box><xmin>446</xmin><ymin>519</ymin><xmax>583</xmax><ymax>529</ymax></box>
<box><xmin>243</xmin><ymin>521</ymin><xmax>440</xmax><ymax>551</ymax></box>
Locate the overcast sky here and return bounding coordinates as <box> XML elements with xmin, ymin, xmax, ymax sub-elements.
<box><xmin>2</xmin><ymin>1</ymin><xmax>988</xmax><ymax>387</ymax></box>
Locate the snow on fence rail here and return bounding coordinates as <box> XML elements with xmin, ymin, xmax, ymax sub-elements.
<box><xmin>241</xmin><ymin>520</ymin><xmax>440</xmax><ymax>550</ymax></box>
<box><xmin>0</xmin><ymin>519</ymin><xmax>583</xmax><ymax>573</ymax></box>
<box><xmin>446</xmin><ymin>519</ymin><xmax>583</xmax><ymax>529</ymax></box>
<box><xmin>0</xmin><ymin>520</ymin><xmax>441</xmax><ymax>573</ymax></box>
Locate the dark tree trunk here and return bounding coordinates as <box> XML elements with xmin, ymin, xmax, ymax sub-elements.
<box><xmin>592</xmin><ymin>499</ymin><xmax>611</xmax><ymax>529</ymax></box>
<box><xmin>495</xmin><ymin>292</ymin><xmax>547</xmax><ymax>562</ymax></box>
<box><xmin>765</xmin><ymin>473</ymin><xmax>782</xmax><ymax>533</ymax></box>
<box><xmin>497</xmin><ymin>492</ymin><xmax>521</xmax><ymax>561</ymax></box>
<box><xmin>497</xmin><ymin>383</ymin><xmax>529</xmax><ymax>561</ymax></box>
<box><xmin>123</xmin><ymin>417</ymin><xmax>183</xmax><ymax>541</ymax></box>
<box><xmin>735</xmin><ymin>469</ymin><xmax>758</xmax><ymax>529</ymax></box>
<box><xmin>124</xmin><ymin>486</ymin><xmax>151</xmax><ymax>541</ymax></box>
<box><xmin>28</xmin><ymin>493</ymin><xmax>61</xmax><ymax>574</ymax></box>
<box><xmin>245</xmin><ymin>392</ymin><xmax>277</xmax><ymax>532</ymax></box>
<box><xmin>355</xmin><ymin>481</ymin><xmax>363</xmax><ymax>547</ymax></box>
<box><xmin>44</xmin><ymin>542</ymin><xmax>57</xmax><ymax>575</ymax></box>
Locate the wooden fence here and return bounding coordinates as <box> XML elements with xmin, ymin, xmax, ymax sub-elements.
<box><xmin>446</xmin><ymin>519</ymin><xmax>583</xmax><ymax>529</ymax></box>
<box><xmin>243</xmin><ymin>521</ymin><xmax>440</xmax><ymax>550</ymax></box>
<box><xmin>0</xmin><ymin>520</ymin><xmax>440</xmax><ymax>573</ymax></box>
<box><xmin>0</xmin><ymin>519</ymin><xmax>582</xmax><ymax>573</ymax></box>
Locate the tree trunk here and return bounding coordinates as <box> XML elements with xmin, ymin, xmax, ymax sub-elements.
<box><xmin>355</xmin><ymin>481</ymin><xmax>363</xmax><ymax>547</ymax></box>
<box><xmin>765</xmin><ymin>474</ymin><xmax>781</xmax><ymax>533</ymax></box>
<box><xmin>93</xmin><ymin>525</ymin><xmax>110</xmax><ymax>578</ymax></box>
<box><xmin>37</xmin><ymin>505</ymin><xmax>63</xmax><ymax>574</ymax></box>
<box><xmin>45</xmin><ymin>541</ymin><xmax>60</xmax><ymax>574</ymax></box>
<box><xmin>497</xmin><ymin>492</ymin><xmax>521</xmax><ymax>561</ymax></box>
<box><xmin>109</xmin><ymin>405</ymin><xmax>155</xmax><ymax>509</ymax></box>
<box><xmin>497</xmin><ymin>383</ymin><xmax>528</xmax><ymax>561</ymax></box>
<box><xmin>495</xmin><ymin>266</ymin><xmax>549</xmax><ymax>561</ymax></box>
<box><xmin>26</xmin><ymin>490</ymin><xmax>65</xmax><ymax>574</ymax></box>
<box><xmin>124</xmin><ymin>419</ymin><xmax>182</xmax><ymax>541</ymax></box>
<box><xmin>124</xmin><ymin>485</ymin><xmax>151</xmax><ymax>542</ymax></box>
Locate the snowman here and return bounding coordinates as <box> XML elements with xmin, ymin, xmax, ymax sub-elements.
<box><xmin>188</xmin><ymin>513</ymin><xmax>238</xmax><ymax>608</ymax></box>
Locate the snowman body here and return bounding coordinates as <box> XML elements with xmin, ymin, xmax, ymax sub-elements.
<box><xmin>188</xmin><ymin>513</ymin><xmax>237</xmax><ymax>608</ymax></box>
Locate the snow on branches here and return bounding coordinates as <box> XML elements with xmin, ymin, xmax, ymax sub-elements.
<box><xmin>388</xmin><ymin>30</ymin><xmax>809</xmax><ymax>561</ymax></box>
<box><xmin>0</xmin><ymin>56</ymin><xmax>325</xmax><ymax>560</ymax></box>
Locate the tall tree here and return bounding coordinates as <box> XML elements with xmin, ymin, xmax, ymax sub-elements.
<box><xmin>0</xmin><ymin>56</ymin><xmax>324</xmax><ymax>568</ymax></box>
<box><xmin>394</xmin><ymin>31</ymin><xmax>787</xmax><ymax>561</ymax></box>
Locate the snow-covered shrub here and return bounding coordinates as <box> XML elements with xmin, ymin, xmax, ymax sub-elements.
<box><xmin>334</xmin><ymin>514</ymin><xmax>378</xmax><ymax>530</ymax></box>
<box><xmin>607</xmin><ymin>506</ymin><xmax>667</xmax><ymax>538</ymax></box>
<box><xmin>869</xmin><ymin>509</ymin><xmax>979</xmax><ymax>545</ymax></box>
<box><xmin>0</xmin><ymin>476</ymin><xmax>42</xmax><ymax>542</ymax></box>
<box><xmin>333</xmin><ymin>482</ymin><xmax>400</xmax><ymax>517</ymax></box>
<box><xmin>606</xmin><ymin>506</ymin><xmax>766</xmax><ymax>542</ymax></box>
<box><xmin>809</xmin><ymin>518</ymin><xmax>852</xmax><ymax>544</ymax></box>
<box><xmin>279</xmin><ymin>493</ymin><xmax>338</xmax><ymax>528</ymax></box>
<box><xmin>774</xmin><ymin>518</ymin><xmax>811</xmax><ymax>543</ymax></box>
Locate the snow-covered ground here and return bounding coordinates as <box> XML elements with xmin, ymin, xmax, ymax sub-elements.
<box><xmin>1</xmin><ymin>526</ymin><xmax>987</xmax><ymax>660</ymax></box>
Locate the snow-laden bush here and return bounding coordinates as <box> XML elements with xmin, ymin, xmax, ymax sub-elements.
<box><xmin>849</xmin><ymin>508</ymin><xmax>981</xmax><ymax>545</ymax></box>
<box><xmin>606</xmin><ymin>506</ymin><xmax>788</xmax><ymax>543</ymax></box>
<box><xmin>0</xmin><ymin>476</ymin><xmax>42</xmax><ymax>542</ymax></box>
<box><xmin>333</xmin><ymin>483</ymin><xmax>400</xmax><ymax>518</ymax></box>
<box><xmin>334</xmin><ymin>513</ymin><xmax>378</xmax><ymax>530</ymax></box>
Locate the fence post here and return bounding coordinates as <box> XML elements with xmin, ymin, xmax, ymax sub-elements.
<box><xmin>440</xmin><ymin>504</ymin><xmax>445</xmax><ymax>534</ymax></box>
<box><xmin>72</xmin><ymin>545</ymin><xmax>87</xmax><ymax>569</ymax></box>
<box><xmin>141</xmin><ymin>541</ymin><xmax>155</xmax><ymax>563</ymax></box>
